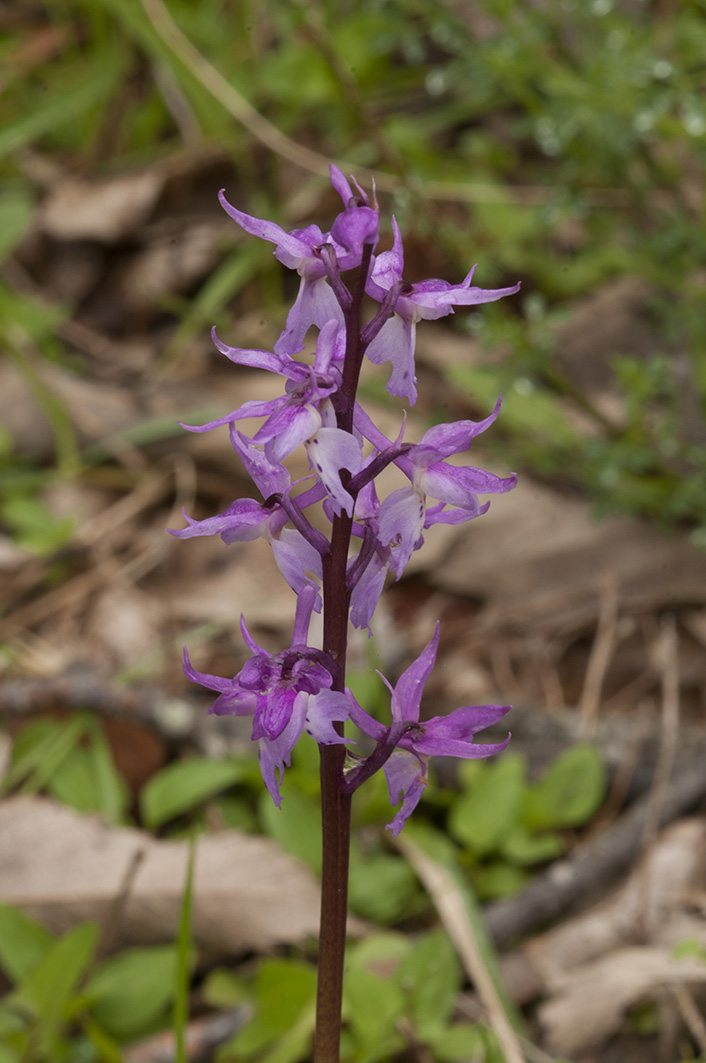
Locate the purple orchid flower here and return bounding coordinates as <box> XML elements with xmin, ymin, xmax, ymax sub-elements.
<box><xmin>365</xmin><ymin>217</ymin><xmax>521</xmax><ymax>403</ymax></box>
<box><xmin>183</xmin><ymin>586</ymin><xmax>350</xmax><ymax>805</ymax></box>
<box><xmin>168</xmin><ymin>497</ymin><xmax>289</xmax><ymax>545</ymax></box>
<box><xmin>354</xmin><ymin>398</ymin><xmax>517</xmax><ymax>577</ymax></box>
<box><xmin>218</xmin><ymin>166</ymin><xmax>378</xmax><ymax>356</ymax></box>
<box><xmin>348</xmin><ymin>624</ymin><xmax>510</xmax><ymax>834</ymax></box>
<box><xmin>181</xmin><ymin>320</ymin><xmax>345</xmax><ymax>465</ymax></box>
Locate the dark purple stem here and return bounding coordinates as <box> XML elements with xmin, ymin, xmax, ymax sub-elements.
<box><xmin>274</xmin><ymin>493</ymin><xmax>330</xmax><ymax>556</ymax></box>
<box><xmin>314</xmin><ymin>244</ymin><xmax>373</xmax><ymax>1063</ymax></box>
<box><xmin>342</xmin><ymin>721</ymin><xmax>409</xmax><ymax>794</ymax></box>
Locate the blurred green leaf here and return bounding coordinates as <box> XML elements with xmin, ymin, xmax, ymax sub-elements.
<box><xmin>0</xmin><ymin>906</ymin><xmax>53</xmax><ymax>985</ymax></box>
<box><xmin>0</xmin><ymin>51</ymin><xmax>126</xmax><ymax>158</ymax></box>
<box><xmin>448</xmin><ymin>754</ymin><xmax>526</xmax><ymax>854</ymax></box>
<box><xmin>258</xmin><ymin>787</ymin><xmax>321</xmax><ymax>873</ymax></box>
<box><xmin>85</xmin><ymin>945</ymin><xmax>177</xmax><ymax>1040</ymax></box>
<box><xmin>4</xmin><ymin>717</ymin><xmax>87</xmax><ymax>797</ymax></box>
<box><xmin>141</xmin><ymin>756</ymin><xmax>248</xmax><ymax>830</ymax></box>
<box><xmin>46</xmin><ymin>739</ymin><xmax>129</xmax><ymax>825</ymax></box>
<box><xmin>348</xmin><ymin>845</ymin><xmax>418</xmax><ymax>923</ymax></box>
<box><xmin>226</xmin><ymin>959</ymin><xmax>316</xmax><ymax>1060</ymax></box>
<box><xmin>522</xmin><ymin>743</ymin><xmax>605</xmax><ymax>830</ymax></box>
<box><xmin>0</xmin><ymin>191</ymin><xmax>34</xmax><ymax>262</ymax></box>
<box><xmin>201</xmin><ymin>968</ymin><xmax>252</xmax><ymax>1010</ymax></box>
<box><xmin>398</xmin><ymin>928</ymin><xmax>460</xmax><ymax>1040</ymax></box>
<box><xmin>501</xmin><ymin>825</ymin><xmax>563</xmax><ymax>866</ymax></box>
<box><xmin>343</xmin><ymin>934</ymin><xmax>408</xmax><ymax>1060</ymax></box>
<box><xmin>427</xmin><ymin>1022</ymin><xmax>486</xmax><ymax>1063</ymax></box>
<box><xmin>11</xmin><ymin>922</ymin><xmax>98</xmax><ymax>1031</ymax></box>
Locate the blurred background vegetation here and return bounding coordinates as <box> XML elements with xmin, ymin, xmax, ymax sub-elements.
<box><xmin>1</xmin><ymin>2</ymin><xmax>706</xmax><ymax>1060</ymax></box>
<box><xmin>1</xmin><ymin>0</ymin><xmax>705</xmax><ymax>552</ymax></box>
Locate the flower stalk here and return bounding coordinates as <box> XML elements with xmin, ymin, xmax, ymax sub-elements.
<box><xmin>171</xmin><ymin>165</ymin><xmax>520</xmax><ymax>1063</ymax></box>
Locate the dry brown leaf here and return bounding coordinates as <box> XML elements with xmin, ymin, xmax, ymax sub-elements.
<box><xmin>538</xmin><ymin>947</ymin><xmax>706</xmax><ymax>1056</ymax></box>
<box><xmin>39</xmin><ymin>170</ymin><xmax>165</xmax><ymax>244</ymax></box>
<box><xmin>430</xmin><ymin>476</ymin><xmax>706</xmax><ymax>635</ymax></box>
<box><xmin>120</xmin><ymin>222</ymin><xmax>222</xmax><ymax>310</ymax></box>
<box><xmin>169</xmin><ymin>533</ymin><xmax>298</xmax><ymax>636</ymax></box>
<box><xmin>0</xmin><ymin>796</ymin><xmax>332</xmax><ymax>953</ymax></box>
<box><xmin>527</xmin><ymin>818</ymin><xmax>706</xmax><ymax>983</ymax></box>
<box><xmin>88</xmin><ymin>585</ymin><xmax>166</xmax><ymax>669</ymax></box>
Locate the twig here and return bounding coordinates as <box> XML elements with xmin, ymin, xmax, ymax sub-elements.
<box><xmin>398</xmin><ymin>835</ymin><xmax>527</xmax><ymax>1063</ymax></box>
<box><xmin>579</xmin><ymin>573</ymin><xmax>619</xmax><ymax>734</ymax></box>
<box><xmin>635</xmin><ymin>614</ymin><xmax>680</xmax><ymax>939</ymax></box>
<box><xmin>96</xmin><ymin>848</ymin><xmax>146</xmax><ymax>959</ymax></box>
<box><xmin>673</xmin><ymin>985</ymin><xmax>706</xmax><ymax>1058</ymax></box>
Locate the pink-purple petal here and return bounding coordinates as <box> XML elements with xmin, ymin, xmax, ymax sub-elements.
<box><xmin>384</xmin><ymin>750</ymin><xmax>427</xmax><ymax>835</ymax></box>
<box><xmin>306</xmin><ymin>427</ymin><xmax>363</xmax><ymax>517</ymax></box>
<box><xmin>391</xmin><ymin>624</ymin><xmax>440</xmax><ymax>723</ymax></box>
<box><xmin>364</xmin><ymin>313</ymin><xmax>417</xmax><ymax>404</ymax></box>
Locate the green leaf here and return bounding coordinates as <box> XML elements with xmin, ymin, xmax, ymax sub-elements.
<box><xmin>46</xmin><ymin>725</ymin><xmax>129</xmax><ymax>824</ymax></box>
<box><xmin>522</xmin><ymin>743</ymin><xmax>605</xmax><ymax>830</ymax></box>
<box><xmin>0</xmin><ymin>1003</ymin><xmax>26</xmax><ymax>1040</ymax></box>
<box><xmin>348</xmin><ymin>846</ymin><xmax>418</xmax><ymax>923</ymax></box>
<box><xmin>398</xmin><ymin>929</ymin><xmax>460</xmax><ymax>1038</ymax></box>
<box><xmin>201</xmin><ymin>968</ymin><xmax>251</xmax><ymax>1010</ymax></box>
<box><xmin>230</xmin><ymin>960</ymin><xmax>316</xmax><ymax>1058</ymax></box>
<box><xmin>0</xmin><ymin>191</ymin><xmax>34</xmax><ymax>263</ymax></box>
<box><xmin>343</xmin><ymin>965</ymin><xmax>405</xmax><ymax>1059</ymax></box>
<box><xmin>343</xmin><ymin>934</ymin><xmax>410</xmax><ymax>1059</ymax></box>
<box><xmin>448</xmin><ymin>754</ymin><xmax>527</xmax><ymax>854</ymax></box>
<box><xmin>400</xmin><ymin>823</ymin><xmax>526</xmax><ymax>1037</ymax></box>
<box><xmin>211</xmin><ymin>794</ymin><xmax>258</xmax><ymax>832</ymax></box>
<box><xmin>0</xmin><ymin>1040</ymin><xmax>23</xmax><ymax>1063</ymax></box>
<box><xmin>84</xmin><ymin>718</ymin><xmax>131</xmax><ymax>825</ymax></box>
<box><xmin>3</xmin><ymin>717</ymin><xmax>87</xmax><ymax>796</ymax></box>
<box><xmin>85</xmin><ymin>945</ymin><xmax>177</xmax><ymax>1040</ymax></box>
<box><xmin>12</xmin><ymin>922</ymin><xmax>98</xmax><ymax>1029</ymax></box>
<box><xmin>501</xmin><ymin>825</ymin><xmax>564</xmax><ymax>866</ymax></box>
<box><xmin>258</xmin><ymin>788</ymin><xmax>321</xmax><ymax>873</ymax></box>
<box><xmin>427</xmin><ymin>1022</ymin><xmax>486</xmax><ymax>1062</ymax></box>
<box><xmin>0</xmin><ymin>905</ymin><xmax>53</xmax><ymax>984</ymax></box>
<box><xmin>141</xmin><ymin>756</ymin><xmax>247</xmax><ymax>829</ymax></box>
<box><xmin>470</xmin><ymin>861</ymin><xmax>529</xmax><ymax>901</ymax></box>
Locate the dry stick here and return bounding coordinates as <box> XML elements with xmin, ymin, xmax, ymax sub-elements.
<box><xmin>398</xmin><ymin>836</ymin><xmax>527</xmax><ymax>1063</ymax></box>
<box><xmin>138</xmin><ymin>0</ymin><xmax>635</xmax><ymax>208</ymax></box>
<box><xmin>673</xmin><ymin>985</ymin><xmax>706</xmax><ymax>1058</ymax></box>
<box><xmin>579</xmin><ymin>572</ymin><xmax>619</xmax><ymax>735</ymax></box>
<box><xmin>95</xmin><ymin>848</ymin><xmax>146</xmax><ymax>959</ymax></box>
<box><xmin>635</xmin><ymin>613</ymin><xmax>680</xmax><ymax>940</ymax></box>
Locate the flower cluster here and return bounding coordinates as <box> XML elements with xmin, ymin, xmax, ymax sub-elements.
<box><xmin>171</xmin><ymin>166</ymin><xmax>518</xmax><ymax>832</ymax></box>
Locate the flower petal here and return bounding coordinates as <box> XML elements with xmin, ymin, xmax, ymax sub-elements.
<box><xmin>364</xmin><ymin>313</ymin><xmax>417</xmax><ymax>404</ymax></box>
<box><xmin>414</xmin><ymin>397</ymin><xmax>503</xmax><ymax>460</ymax></box>
<box><xmin>218</xmin><ymin>190</ymin><xmax>318</xmax><ymax>263</ymax></box>
<box><xmin>257</xmin><ymin>692</ymin><xmax>309</xmax><ymax>807</ymax></box>
<box><xmin>275</xmin><ymin>275</ymin><xmax>344</xmax><ymax>357</ymax></box>
<box><xmin>377</xmin><ymin>486</ymin><xmax>425</xmax><ymax>577</ymax></box>
<box><xmin>305</xmin><ymin>427</ymin><xmax>363</xmax><ymax>517</ymax></box>
<box><xmin>384</xmin><ymin>750</ymin><xmax>427</xmax><ymax>835</ymax></box>
<box><xmin>391</xmin><ymin>624</ymin><xmax>439</xmax><ymax>724</ymax></box>
<box><xmin>305</xmin><ymin>690</ymin><xmax>352</xmax><ymax>744</ymax></box>
<box><xmin>419</xmin><ymin>463</ymin><xmax>517</xmax><ymax>508</ymax></box>
<box><xmin>270</xmin><ymin>528</ymin><xmax>323</xmax><ymax>603</ymax></box>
